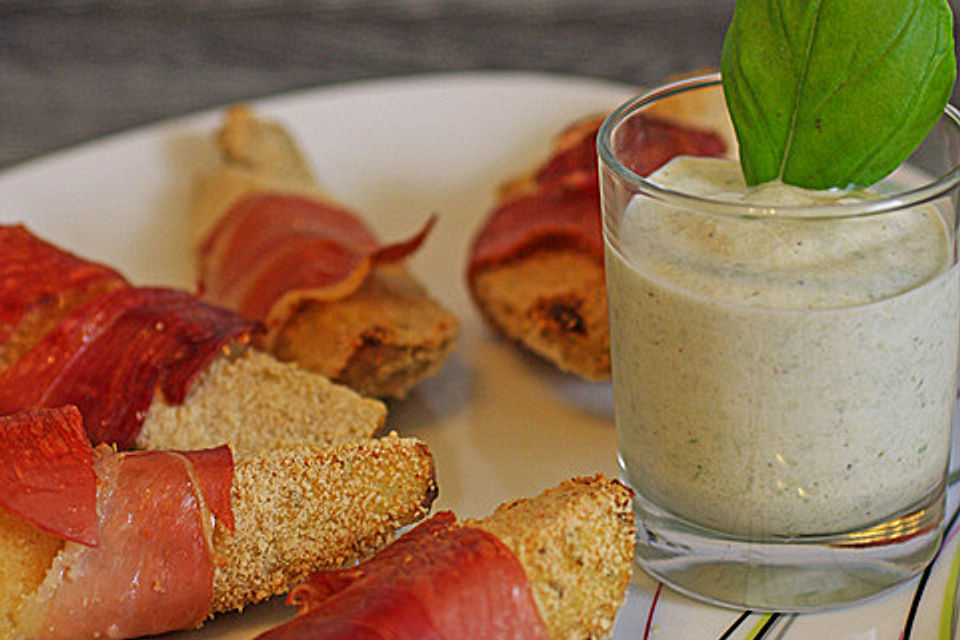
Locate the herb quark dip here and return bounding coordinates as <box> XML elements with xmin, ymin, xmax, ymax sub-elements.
<box><xmin>607</xmin><ymin>156</ymin><xmax>960</xmax><ymax>537</ymax></box>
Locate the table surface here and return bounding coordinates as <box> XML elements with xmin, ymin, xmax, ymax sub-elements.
<box><xmin>1</xmin><ymin>0</ymin><xmax>736</xmax><ymax>169</ymax></box>
<box><xmin>5</xmin><ymin>1</ymin><xmax>960</xmax><ymax>170</ymax></box>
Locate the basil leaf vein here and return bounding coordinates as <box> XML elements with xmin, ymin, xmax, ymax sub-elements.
<box><xmin>721</xmin><ymin>0</ymin><xmax>956</xmax><ymax>189</ymax></box>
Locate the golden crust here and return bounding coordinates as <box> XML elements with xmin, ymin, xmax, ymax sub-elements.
<box><xmin>471</xmin><ymin>250</ymin><xmax>609</xmax><ymax>380</ymax></box>
<box><xmin>211</xmin><ymin>433</ymin><xmax>437</xmax><ymax>613</ymax></box>
<box><xmin>194</xmin><ymin>107</ymin><xmax>459</xmax><ymax>399</ymax></box>
<box><xmin>471</xmin><ymin>475</ymin><xmax>635</xmax><ymax>640</ymax></box>
<box><xmin>273</xmin><ymin>264</ymin><xmax>459</xmax><ymax>398</ymax></box>
<box><xmin>137</xmin><ymin>347</ymin><xmax>385</xmax><ymax>454</ymax></box>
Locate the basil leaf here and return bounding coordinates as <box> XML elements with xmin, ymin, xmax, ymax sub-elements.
<box><xmin>721</xmin><ymin>0</ymin><xmax>956</xmax><ymax>189</ymax></box>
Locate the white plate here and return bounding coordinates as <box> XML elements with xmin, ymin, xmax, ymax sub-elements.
<box><xmin>0</xmin><ymin>71</ymin><xmax>956</xmax><ymax>640</ymax></box>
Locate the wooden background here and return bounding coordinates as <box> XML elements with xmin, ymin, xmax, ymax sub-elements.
<box><xmin>1</xmin><ymin>0</ymin><xmax>731</xmax><ymax>168</ymax></box>
<box><xmin>1</xmin><ymin>0</ymin><xmax>958</xmax><ymax>169</ymax></box>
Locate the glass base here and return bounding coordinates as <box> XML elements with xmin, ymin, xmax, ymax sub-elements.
<box><xmin>630</xmin><ymin>482</ymin><xmax>946</xmax><ymax>612</ymax></box>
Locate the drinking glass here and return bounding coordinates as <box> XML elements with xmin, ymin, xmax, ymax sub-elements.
<box><xmin>599</xmin><ymin>73</ymin><xmax>960</xmax><ymax>610</ymax></box>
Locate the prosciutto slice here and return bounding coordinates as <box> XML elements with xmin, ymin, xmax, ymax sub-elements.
<box><xmin>0</xmin><ymin>224</ymin><xmax>126</xmax><ymax>346</ymax></box>
<box><xmin>256</xmin><ymin>511</ymin><xmax>549</xmax><ymax>640</ymax></box>
<box><xmin>15</xmin><ymin>444</ymin><xmax>234</xmax><ymax>640</ymax></box>
<box><xmin>469</xmin><ymin>178</ymin><xmax>602</xmax><ymax>274</ymax></box>
<box><xmin>0</xmin><ymin>406</ymin><xmax>234</xmax><ymax>639</ymax></box>
<box><xmin>468</xmin><ymin>114</ymin><xmax>726</xmax><ymax>278</ymax></box>
<box><xmin>0</xmin><ymin>286</ymin><xmax>256</xmax><ymax>449</ymax></box>
<box><xmin>197</xmin><ymin>193</ymin><xmax>435</xmax><ymax>341</ymax></box>
<box><xmin>0</xmin><ymin>406</ymin><xmax>97</xmax><ymax>545</ymax></box>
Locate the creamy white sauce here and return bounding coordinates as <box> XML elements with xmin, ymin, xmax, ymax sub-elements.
<box><xmin>607</xmin><ymin>156</ymin><xmax>960</xmax><ymax>536</ymax></box>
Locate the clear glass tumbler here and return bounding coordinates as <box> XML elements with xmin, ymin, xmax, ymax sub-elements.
<box><xmin>599</xmin><ymin>73</ymin><xmax>960</xmax><ymax>611</ymax></box>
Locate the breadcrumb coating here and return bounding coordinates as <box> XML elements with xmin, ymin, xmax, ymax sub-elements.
<box><xmin>274</xmin><ymin>265</ymin><xmax>458</xmax><ymax>399</ymax></box>
<box><xmin>472</xmin><ymin>250</ymin><xmax>610</xmax><ymax>380</ymax></box>
<box><xmin>211</xmin><ymin>434</ymin><xmax>437</xmax><ymax>613</ymax></box>
<box><xmin>471</xmin><ymin>475</ymin><xmax>635</xmax><ymax>640</ymax></box>
<box><xmin>137</xmin><ymin>348</ymin><xmax>386</xmax><ymax>454</ymax></box>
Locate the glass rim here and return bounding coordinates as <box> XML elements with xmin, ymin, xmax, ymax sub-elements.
<box><xmin>596</xmin><ymin>72</ymin><xmax>960</xmax><ymax>220</ymax></box>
